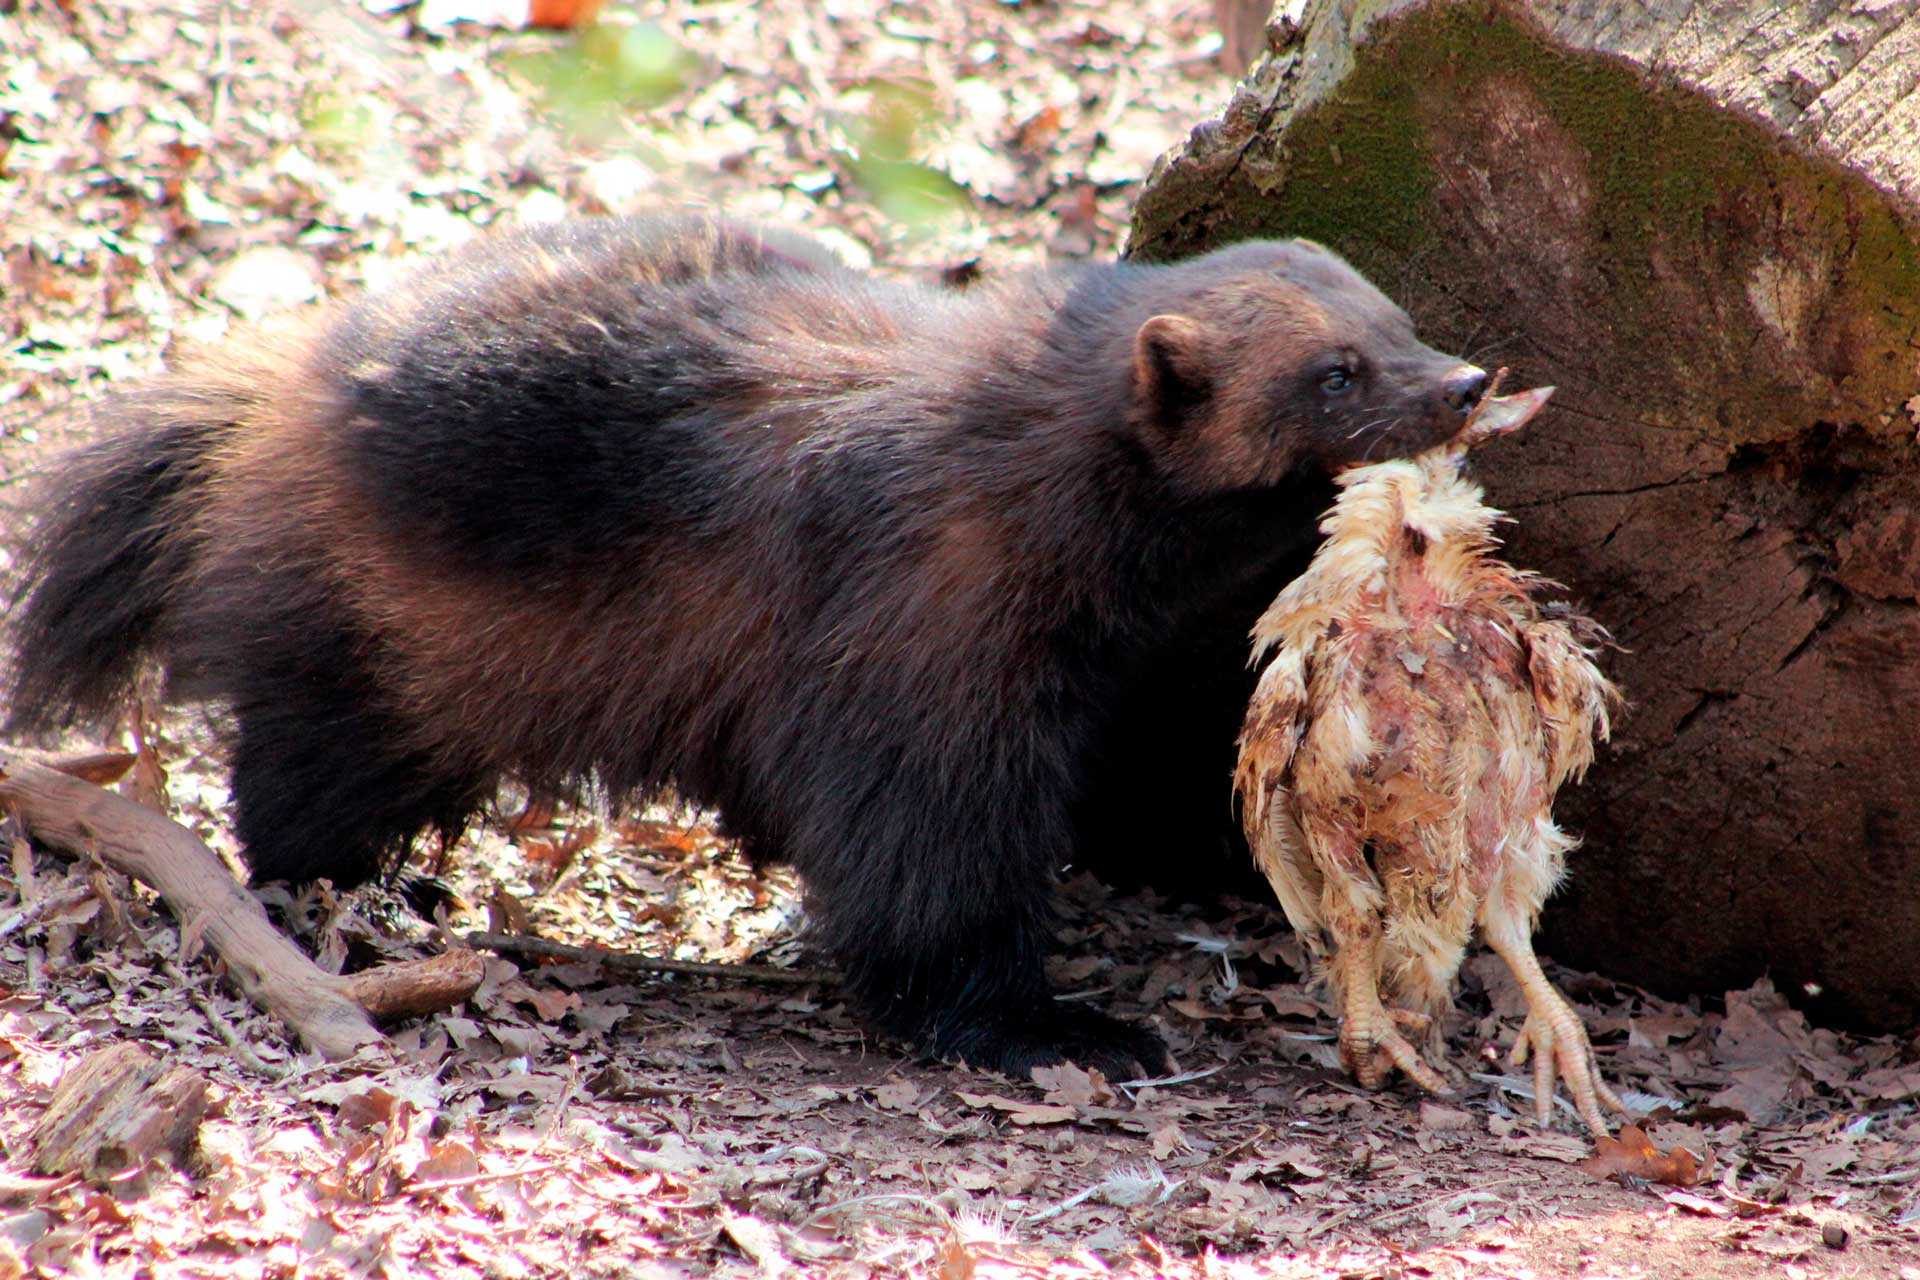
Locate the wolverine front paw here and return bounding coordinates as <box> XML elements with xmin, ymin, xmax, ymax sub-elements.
<box><xmin>939</xmin><ymin>1003</ymin><xmax>1174</xmax><ymax>1082</ymax></box>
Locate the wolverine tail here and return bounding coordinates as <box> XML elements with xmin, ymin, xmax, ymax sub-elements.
<box><xmin>3</xmin><ymin>337</ymin><xmax>288</xmax><ymax>736</ymax></box>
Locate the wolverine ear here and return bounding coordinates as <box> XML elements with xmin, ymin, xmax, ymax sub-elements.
<box><xmin>1132</xmin><ymin>314</ymin><xmax>1213</xmax><ymax>430</ymax></box>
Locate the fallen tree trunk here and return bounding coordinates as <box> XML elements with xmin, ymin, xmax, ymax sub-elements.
<box><xmin>1130</xmin><ymin>0</ymin><xmax>1920</xmax><ymax>1030</ymax></box>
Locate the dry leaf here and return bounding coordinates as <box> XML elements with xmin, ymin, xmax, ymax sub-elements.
<box><xmin>1716</xmin><ymin>981</ymin><xmax>1804</xmax><ymax>1068</ymax></box>
<box><xmin>1260</xmin><ymin>988</ymin><xmax>1323</xmax><ymax>1018</ymax></box>
<box><xmin>720</xmin><ymin>1213</ymin><xmax>787</xmax><ymax>1274</ymax></box>
<box><xmin>1709</xmin><ymin>1063</ymin><xmax>1795</xmax><ymax>1123</ymax></box>
<box><xmin>1150</xmin><ymin>1122</ymin><xmax>1189</xmax><ymax>1160</ymax></box>
<box><xmin>411</xmin><ymin>1140</ymin><xmax>481</xmax><ymax>1185</ymax></box>
<box><xmin>528</xmin><ymin>0</ymin><xmax>605</xmax><ymax>28</ymax></box>
<box><xmin>1419</xmin><ymin>1102</ymin><xmax>1475</xmax><ymax>1131</ymax></box>
<box><xmin>1031</xmin><ymin>1062</ymin><xmax>1114</xmax><ymax>1107</ymax></box>
<box><xmin>1168</xmin><ymin>997</ymin><xmax>1256</xmax><ymax>1023</ymax></box>
<box><xmin>1269</xmin><ymin>1142</ymin><xmax>1326</xmax><ymax>1179</ymax></box>
<box><xmin>1011</xmin><ymin>105</ymin><xmax>1062</xmax><ymax>154</ymax></box>
<box><xmin>124</xmin><ymin>703</ymin><xmax>170</xmax><ymax>817</ymax></box>
<box><xmin>515</xmin><ymin>983</ymin><xmax>582</xmax><ymax>1022</ymax></box>
<box><xmin>615</xmin><ymin>817</ymin><xmax>706</xmax><ymax>857</ymax></box>
<box><xmin>1659</xmin><ymin>1189</ymin><xmax>1729</xmax><ymax>1217</ymax></box>
<box><xmin>1628</xmin><ymin>1012</ymin><xmax>1698</xmax><ymax>1048</ymax></box>
<box><xmin>521</xmin><ymin>823</ymin><xmax>596</xmax><ymax>891</ymax></box>
<box><xmin>871</xmin><ymin>1080</ymin><xmax>921</xmax><ymax>1112</ymax></box>
<box><xmin>487</xmin><ymin>886</ymin><xmax>533</xmax><ymax>935</ymax></box>
<box><xmin>1726</xmin><ymin>1190</ymin><xmax>1786</xmax><ymax>1218</ymax></box>
<box><xmin>41</xmin><ymin>893</ymin><xmax>99</xmax><ymax>929</ymax></box>
<box><xmin>954</xmin><ymin>1092</ymin><xmax>1076</xmax><ymax>1126</ymax></box>
<box><xmin>335</xmin><ymin>1088</ymin><xmax>399</xmax><ymax>1131</ymax></box>
<box><xmin>1579</xmin><ymin>1124</ymin><xmax>1707</xmax><ymax>1186</ymax></box>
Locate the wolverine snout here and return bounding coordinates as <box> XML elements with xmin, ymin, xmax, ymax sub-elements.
<box><xmin>1440</xmin><ymin>366</ymin><xmax>1489</xmax><ymax>415</ymax></box>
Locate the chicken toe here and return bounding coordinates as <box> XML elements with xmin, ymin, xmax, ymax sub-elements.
<box><xmin>1333</xmin><ymin>931</ymin><xmax>1450</xmax><ymax>1094</ymax></box>
<box><xmin>1486</xmin><ymin>929</ymin><xmax>1629</xmax><ymax>1139</ymax></box>
<box><xmin>1342</xmin><ymin>1006</ymin><xmax>1450</xmax><ymax>1094</ymax></box>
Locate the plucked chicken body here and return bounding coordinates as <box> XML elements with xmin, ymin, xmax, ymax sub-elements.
<box><xmin>1235</xmin><ymin>388</ymin><xmax>1628</xmax><ymax>1137</ymax></box>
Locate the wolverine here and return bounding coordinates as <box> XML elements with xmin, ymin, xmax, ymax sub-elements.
<box><xmin>4</xmin><ymin>213</ymin><xmax>1493</xmax><ymax>1077</ymax></box>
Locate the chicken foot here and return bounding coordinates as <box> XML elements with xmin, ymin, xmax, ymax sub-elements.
<box><xmin>1332</xmin><ymin>927</ymin><xmax>1450</xmax><ymax>1094</ymax></box>
<box><xmin>1484</xmin><ymin>923</ymin><xmax>1629</xmax><ymax>1139</ymax></box>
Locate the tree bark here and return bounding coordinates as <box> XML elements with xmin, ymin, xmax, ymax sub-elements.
<box><xmin>31</xmin><ymin>1043</ymin><xmax>208</xmax><ymax>1183</ymax></box>
<box><xmin>1130</xmin><ymin>0</ymin><xmax>1920</xmax><ymax>1031</ymax></box>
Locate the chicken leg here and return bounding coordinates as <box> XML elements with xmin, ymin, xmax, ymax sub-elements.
<box><xmin>1331</xmin><ymin>924</ymin><xmax>1450</xmax><ymax>1094</ymax></box>
<box><xmin>1484</xmin><ymin>919</ymin><xmax>1629</xmax><ymax>1138</ymax></box>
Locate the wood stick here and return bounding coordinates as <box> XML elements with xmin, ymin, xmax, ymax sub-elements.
<box><xmin>346</xmin><ymin>948</ymin><xmax>486</xmax><ymax>1020</ymax></box>
<box><xmin>464</xmin><ymin>930</ymin><xmax>834</xmax><ymax>987</ymax></box>
<box><xmin>0</xmin><ymin>750</ymin><xmax>384</xmax><ymax>1060</ymax></box>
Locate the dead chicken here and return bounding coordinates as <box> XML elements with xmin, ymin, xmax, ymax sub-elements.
<box><xmin>1234</xmin><ymin>379</ymin><xmax>1629</xmax><ymax>1138</ymax></box>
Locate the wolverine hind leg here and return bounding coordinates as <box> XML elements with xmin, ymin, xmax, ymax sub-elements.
<box><xmin>231</xmin><ymin>701</ymin><xmax>488</xmax><ymax>888</ymax></box>
<box><xmin>838</xmin><ymin>907</ymin><xmax>1173</xmax><ymax>1082</ymax></box>
<box><xmin>211</xmin><ymin>586</ymin><xmax>490</xmax><ymax>887</ymax></box>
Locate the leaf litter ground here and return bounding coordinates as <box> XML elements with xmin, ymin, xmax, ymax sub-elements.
<box><xmin>2</xmin><ymin>1</ymin><xmax>1918</xmax><ymax>1276</ymax></box>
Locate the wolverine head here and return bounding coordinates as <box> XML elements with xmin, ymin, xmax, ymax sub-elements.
<box><xmin>1127</xmin><ymin>238</ymin><xmax>1492</xmax><ymax>494</ymax></box>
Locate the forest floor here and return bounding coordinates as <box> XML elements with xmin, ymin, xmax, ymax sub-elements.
<box><xmin>2</xmin><ymin>1</ymin><xmax>1918</xmax><ymax>1277</ymax></box>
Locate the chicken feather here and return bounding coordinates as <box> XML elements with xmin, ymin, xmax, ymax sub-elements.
<box><xmin>1235</xmin><ymin>397</ymin><xmax>1627</xmax><ymax>1136</ymax></box>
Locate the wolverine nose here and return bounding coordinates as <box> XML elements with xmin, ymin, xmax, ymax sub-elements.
<box><xmin>1442</xmin><ymin>367</ymin><xmax>1488</xmax><ymax>414</ymax></box>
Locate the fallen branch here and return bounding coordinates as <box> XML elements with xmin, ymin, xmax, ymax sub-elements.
<box><xmin>1</xmin><ymin>749</ymin><xmax>384</xmax><ymax>1058</ymax></box>
<box><xmin>0</xmin><ymin>750</ymin><xmax>484</xmax><ymax>1061</ymax></box>
<box><xmin>464</xmin><ymin>930</ymin><xmax>834</xmax><ymax>987</ymax></box>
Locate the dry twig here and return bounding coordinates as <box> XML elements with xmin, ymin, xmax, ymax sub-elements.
<box><xmin>464</xmin><ymin>930</ymin><xmax>834</xmax><ymax>987</ymax></box>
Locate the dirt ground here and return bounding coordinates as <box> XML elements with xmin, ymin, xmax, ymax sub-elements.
<box><xmin>2</xmin><ymin>1</ymin><xmax>1918</xmax><ymax>1276</ymax></box>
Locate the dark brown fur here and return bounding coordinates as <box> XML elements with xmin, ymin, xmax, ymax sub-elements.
<box><xmin>4</xmin><ymin>213</ymin><xmax>1488</xmax><ymax>1076</ymax></box>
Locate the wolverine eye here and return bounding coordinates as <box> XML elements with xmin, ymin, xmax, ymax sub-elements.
<box><xmin>1320</xmin><ymin>365</ymin><xmax>1354</xmax><ymax>394</ymax></box>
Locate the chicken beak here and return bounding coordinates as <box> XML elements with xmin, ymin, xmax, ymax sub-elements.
<box><xmin>1457</xmin><ymin>384</ymin><xmax>1555</xmax><ymax>448</ymax></box>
